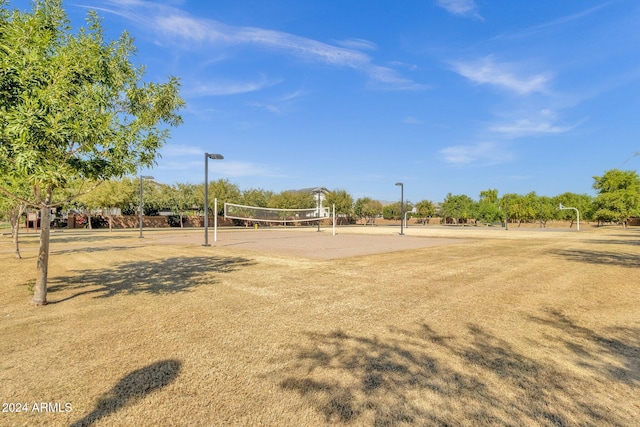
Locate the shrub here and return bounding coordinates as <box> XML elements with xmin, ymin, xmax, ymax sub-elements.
<box><xmin>167</xmin><ymin>215</ymin><xmax>182</xmax><ymax>227</ymax></box>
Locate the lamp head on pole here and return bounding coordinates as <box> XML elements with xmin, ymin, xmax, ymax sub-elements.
<box><xmin>206</xmin><ymin>153</ymin><xmax>224</xmax><ymax>160</ymax></box>
<box><xmin>395</xmin><ymin>182</ymin><xmax>403</xmax><ymax>187</ymax></box>
<box><xmin>140</xmin><ymin>175</ymin><xmax>154</xmax><ymax>180</ymax></box>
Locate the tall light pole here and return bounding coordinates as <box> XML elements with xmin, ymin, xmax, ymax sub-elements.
<box><xmin>203</xmin><ymin>152</ymin><xmax>224</xmax><ymax>246</ymax></box>
<box><xmin>395</xmin><ymin>182</ymin><xmax>404</xmax><ymax>235</ymax></box>
<box><xmin>139</xmin><ymin>175</ymin><xmax>154</xmax><ymax>238</ymax></box>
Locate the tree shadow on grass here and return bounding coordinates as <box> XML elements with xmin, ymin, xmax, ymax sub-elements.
<box><xmin>48</xmin><ymin>256</ymin><xmax>254</xmax><ymax>303</ymax></box>
<box><xmin>280</xmin><ymin>313</ymin><xmax>639</xmax><ymax>425</ymax></box>
<box><xmin>530</xmin><ymin>309</ymin><xmax>640</xmax><ymax>385</ymax></box>
<box><xmin>551</xmin><ymin>249</ymin><xmax>640</xmax><ymax>268</ymax></box>
<box><xmin>50</xmin><ymin>233</ymin><xmax>135</xmax><ymax>244</ymax></box>
<box><xmin>51</xmin><ymin>246</ymin><xmax>133</xmax><ymax>256</ymax></box>
<box><xmin>588</xmin><ymin>239</ymin><xmax>640</xmax><ymax>247</ymax></box>
<box><xmin>70</xmin><ymin>359</ymin><xmax>181</xmax><ymax>427</ymax></box>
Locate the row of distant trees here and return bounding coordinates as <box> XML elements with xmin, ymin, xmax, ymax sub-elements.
<box><xmin>4</xmin><ymin>168</ymin><xmax>638</xmax><ymax>231</ymax></box>
<box><xmin>368</xmin><ymin>169</ymin><xmax>640</xmax><ymax>227</ymax></box>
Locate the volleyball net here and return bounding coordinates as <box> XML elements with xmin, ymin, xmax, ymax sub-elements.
<box><xmin>224</xmin><ymin>202</ymin><xmax>332</xmax><ymax>224</ymax></box>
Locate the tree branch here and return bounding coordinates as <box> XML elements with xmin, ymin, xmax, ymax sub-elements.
<box><xmin>0</xmin><ymin>185</ymin><xmax>39</xmax><ymax>208</ymax></box>
<box><xmin>0</xmin><ymin>181</ymin><xmax>105</xmax><ymax>208</ymax></box>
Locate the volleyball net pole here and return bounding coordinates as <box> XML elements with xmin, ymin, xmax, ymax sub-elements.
<box><xmin>214</xmin><ymin>198</ymin><xmax>218</xmax><ymax>242</ymax></box>
<box><xmin>333</xmin><ymin>204</ymin><xmax>336</xmax><ymax>236</ymax></box>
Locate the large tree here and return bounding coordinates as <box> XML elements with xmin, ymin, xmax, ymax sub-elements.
<box><xmin>554</xmin><ymin>192</ymin><xmax>593</xmax><ymax>227</ymax></box>
<box><xmin>440</xmin><ymin>193</ymin><xmax>476</xmax><ymax>224</ymax></box>
<box><xmin>414</xmin><ymin>199</ymin><xmax>436</xmax><ymax>225</ymax></box>
<box><xmin>325</xmin><ymin>189</ymin><xmax>353</xmax><ymax>219</ymax></box>
<box><xmin>353</xmin><ymin>197</ymin><xmax>383</xmax><ymax>225</ymax></box>
<box><xmin>383</xmin><ymin>201</ymin><xmax>414</xmax><ymax>222</ymax></box>
<box><xmin>165</xmin><ymin>182</ymin><xmax>199</xmax><ymax>228</ymax></box>
<box><xmin>592</xmin><ymin>169</ymin><xmax>640</xmax><ymax>227</ymax></box>
<box><xmin>203</xmin><ymin>179</ymin><xmax>242</xmax><ymax>215</ymax></box>
<box><xmin>537</xmin><ymin>195</ymin><xmax>556</xmax><ymax>227</ymax></box>
<box><xmin>0</xmin><ymin>1</ymin><xmax>184</xmax><ymax>305</ymax></box>
<box><xmin>382</xmin><ymin>202</ymin><xmax>402</xmax><ymax>221</ymax></box>
<box><xmin>476</xmin><ymin>189</ymin><xmax>501</xmax><ymax>225</ymax></box>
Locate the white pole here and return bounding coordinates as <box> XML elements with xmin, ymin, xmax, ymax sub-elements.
<box><xmin>559</xmin><ymin>204</ymin><xmax>580</xmax><ymax>231</ymax></box>
<box><xmin>332</xmin><ymin>204</ymin><xmax>336</xmax><ymax>236</ymax></box>
<box><xmin>203</xmin><ymin>154</ymin><xmax>209</xmax><ymax>246</ymax></box>
<box><xmin>214</xmin><ymin>198</ymin><xmax>218</xmax><ymax>242</ymax></box>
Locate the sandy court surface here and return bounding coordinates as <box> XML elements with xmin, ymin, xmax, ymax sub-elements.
<box><xmin>4</xmin><ymin>223</ymin><xmax>607</xmax><ymax>260</ymax></box>
<box><xmin>134</xmin><ymin>223</ymin><xmax>595</xmax><ymax>259</ymax></box>
<box><xmin>134</xmin><ymin>226</ymin><xmax>471</xmax><ymax>259</ymax></box>
<box><xmin>214</xmin><ymin>230</ymin><xmax>470</xmax><ymax>259</ymax></box>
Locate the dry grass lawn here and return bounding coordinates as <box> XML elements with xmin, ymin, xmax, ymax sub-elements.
<box><xmin>1</xmin><ymin>225</ymin><xmax>639</xmax><ymax>426</ymax></box>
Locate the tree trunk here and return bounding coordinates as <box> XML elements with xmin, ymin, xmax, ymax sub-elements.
<box><xmin>180</xmin><ymin>212</ymin><xmax>184</xmax><ymax>228</ymax></box>
<box><xmin>10</xmin><ymin>204</ymin><xmax>25</xmax><ymax>259</ymax></box>
<box><xmin>32</xmin><ymin>200</ymin><xmax>52</xmax><ymax>306</ymax></box>
<box><xmin>86</xmin><ymin>211</ymin><xmax>93</xmax><ymax>229</ymax></box>
<box><xmin>12</xmin><ymin>220</ymin><xmax>21</xmax><ymax>258</ymax></box>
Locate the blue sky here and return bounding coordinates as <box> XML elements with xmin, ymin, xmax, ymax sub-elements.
<box><xmin>11</xmin><ymin>0</ymin><xmax>640</xmax><ymax>203</ymax></box>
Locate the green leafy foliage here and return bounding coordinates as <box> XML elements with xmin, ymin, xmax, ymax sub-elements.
<box><xmin>204</xmin><ymin>179</ymin><xmax>242</xmax><ymax>214</ymax></box>
<box><xmin>476</xmin><ymin>189</ymin><xmax>501</xmax><ymax>224</ymax></box>
<box><xmin>325</xmin><ymin>189</ymin><xmax>353</xmax><ymax>217</ymax></box>
<box><xmin>382</xmin><ymin>201</ymin><xmax>413</xmax><ymax>221</ymax></box>
<box><xmin>268</xmin><ymin>190</ymin><xmax>315</xmax><ymax>210</ymax></box>
<box><xmin>241</xmin><ymin>188</ymin><xmax>274</xmax><ymax>208</ymax></box>
<box><xmin>414</xmin><ymin>199</ymin><xmax>436</xmax><ymax>224</ymax></box>
<box><xmin>592</xmin><ymin>169</ymin><xmax>640</xmax><ymax>226</ymax></box>
<box><xmin>440</xmin><ymin>193</ymin><xmax>476</xmax><ymax>224</ymax></box>
<box><xmin>353</xmin><ymin>197</ymin><xmax>383</xmax><ymax>225</ymax></box>
<box><xmin>0</xmin><ymin>0</ymin><xmax>184</xmax><ymax>304</ymax></box>
<box><xmin>553</xmin><ymin>192</ymin><xmax>593</xmax><ymax>225</ymax></box>
<box><xmin>0</xmin><ymin>0</ymin><xmax>184</xmax><ymax>199</ymax></box>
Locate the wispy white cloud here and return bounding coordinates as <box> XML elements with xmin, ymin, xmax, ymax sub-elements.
<box><xmin>281</xmin><ymin>89</ymin><xmax>307</xmax><ymax>102</ymax></box>
<box><xmin>162</xmin><ymin>144</ymin><xmax>204</xmax><ymax>156</ymax></box>
<box><xmin>488</xmin><ymin>118</ymin><xmax>576</xmax><ymax>138</ymax></box>
<box><xmin>402</xmin><ymin>116</ymin><xmax>423</xmax><ymax>125</ymax></box>
<box><xmin>334</xmin><ymin>38</ymin><xmax>377</xmax><ymax>51</ymax></box>
<box><xmin>498</xmin><ymin>2</ymin><xmax>613</xmax><ymax>40</ymax></box>
<box><xmin>247</xmin><ymin>102</ymin><xmax>281</xmax><ymax>114</ymax></box>
<box><xmin>186</xmin><ymin>76</ymin><xmax>280</xmax><ymax>97</ymax></box>
<box><xmin>158</xmin><ymin>159</ymin><xmax>283</xmax><ymax>179</ymax></box>
<box><xmin>440</xmin><ymin>142</ymin><xmax>514</xmax><ymax>166</ymax></box>
<box><xmin>367</xmin><ymin>66</ymin><xmax>429</xmax><ymax>90</ymax></box>
<box><xmin>389</xmin><ymin>61</ymin><xmax>419</xmax><ymax>71</ymax></box>
<box><xmin>436</xmin><ymin>0</ymin><xmax>483</xmax><ymax>20</ymax></box>
<box><xmin>247</xmin><ymin>89</ymin><xmax>308</xmax><ymax>114</ymax></box>
<box><xmin>487</xmin><ymin>109</ymin><xmax>581</xmax><ymax>138</ymax></box>
<box><xmin>88</xmin><ymin>0</ymin><xmax>425</xmax><ymax>91</ymax></box>
<box><xmin>451</xmin><ymin>56</ymin><xmax>551</xmax><ymax>95</ymax></box>
<box><xmin>216</xmin><ymin>161</ymin><xmax>283</xmax><ymax>178</ymax></box>
<box><xmin>159</xmin><ymin>145</ymin><xmax>283</xmax><ymax>178</ymax></box>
